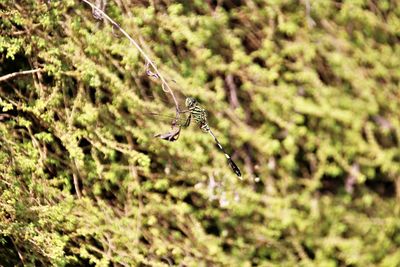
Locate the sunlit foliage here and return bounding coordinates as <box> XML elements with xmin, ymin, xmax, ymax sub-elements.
<box><xmin>0</xmin><ymin>0</ymin><xmax>400</xmax><ymax>266</ymax></box>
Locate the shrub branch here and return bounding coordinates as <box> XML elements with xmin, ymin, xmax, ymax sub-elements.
<box><xmin>80</xmin><ymin>0</ymin><xmax>182</xmax><ymax>115</ymax></box>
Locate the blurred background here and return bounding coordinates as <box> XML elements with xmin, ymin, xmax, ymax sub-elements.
<box><xmin>0</xmin><ymin>0</ymin><xmax>400</xmax><ymax>266</ymax></box>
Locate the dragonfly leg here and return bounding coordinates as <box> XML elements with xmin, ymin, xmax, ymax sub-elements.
<box><xmin>183</xmin><ymin>113</ymin><xmax>191</xmax><ymax>127</ymax></box>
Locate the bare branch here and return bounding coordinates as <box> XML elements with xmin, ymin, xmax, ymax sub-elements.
<box><xmin>80</xmin><ymin>0</ymin><xmax>182</xmax><ymax>114</ymax></box>
<box><xmin>73</xmin><ymin>172</ymin><xmax>82</xmax><ymax>199</ymax></box>
<box><xmin>0</xmin><ymin>68</ymin><xmax>42</xmax><ymax>82</ymax></box>
<box><xmin>10</xmin><ymin>237</ymin><xmax>25</xmax><ymax>266</ymax></box>
<box><xmin>225</xmin><ymin>74</ymin><xmax>239</xmax><ymax>109</ymax></box>
<box><xmin>303</xmin><ymin>0</ymin><xmax>316</xmax><ymax>28</ymax></box>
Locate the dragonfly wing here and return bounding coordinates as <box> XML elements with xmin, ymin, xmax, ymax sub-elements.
<box><xmin>142</xmin><ymin>110</ymin><xmax>184</xmax><ymax>141</ymax></box>
<box><xmin>144</xmin><ymin>111</ymin><xmax>192</xmax><ymax>131</ymax></box>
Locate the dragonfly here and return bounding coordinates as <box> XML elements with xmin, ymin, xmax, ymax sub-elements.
<box><xmin>154</xmin><ymin>97</ymin><xmax>242</xmax><ymax>179</ymax></box>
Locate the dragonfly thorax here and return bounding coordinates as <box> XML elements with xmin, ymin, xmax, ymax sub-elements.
<box><xmin>185</xmin><ymin>97</ymin><xmax>197</xmax><ymax>108</ymax></box>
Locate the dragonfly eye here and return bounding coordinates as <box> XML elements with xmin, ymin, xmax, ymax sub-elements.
<box><xmin>185</xmin><ymin>97</ymin><xmax>196</xmax><ymax>108</ymax></box>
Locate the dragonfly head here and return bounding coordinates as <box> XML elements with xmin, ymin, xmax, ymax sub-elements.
<box><xmin>185</xmin><ymin>97</ymin><xmax>197</xmax><ymax>108</ymax></box>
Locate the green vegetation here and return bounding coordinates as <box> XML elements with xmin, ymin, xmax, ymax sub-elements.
<box><xmin>0</xmin><ymin>0</ymin><xmax>400</xmax><ymax>266</ymax></box>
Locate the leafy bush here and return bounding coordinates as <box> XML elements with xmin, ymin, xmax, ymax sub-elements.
<box><xmin>0</xmin><ymin>0</ymin><xmax>399</xmax><ymax>266</ymax></box>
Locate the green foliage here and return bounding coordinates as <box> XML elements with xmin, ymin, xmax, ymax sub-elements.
<box><xmin>0</xmin><ymin>0</ymin><xmax>400</xmax><ymax>266</ymax></box>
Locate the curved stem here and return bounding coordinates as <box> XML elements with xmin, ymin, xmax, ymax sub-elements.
<box><xmin>80</xmin><ymin>0</ymin><xmax>181</xmax><ymax>113</ymax></box>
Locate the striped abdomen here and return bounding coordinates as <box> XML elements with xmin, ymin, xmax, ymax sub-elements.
<box><xmin>184</xmin><ymin>97</ymin><xmax>242</xmax><ymax>178</ymax></box>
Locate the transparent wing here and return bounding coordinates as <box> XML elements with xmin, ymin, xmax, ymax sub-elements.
<box><xmin>132</xmin><ymin>102</ymin><xmax>190</xmax><ymax>142</ymax></box>
<box><xmin>143</xmin><ymin>111</ymin><xmax>190</xmax><ymax>126</ymax></box>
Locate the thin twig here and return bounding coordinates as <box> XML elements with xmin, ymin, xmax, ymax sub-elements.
<box><xmin>0</xmin><ymin>68</ymin><xmax>42</xmax><ymax>82</ymax></box>
<box><xmin>10</xmin><ymin>237</ymin><xmax>25</xmax><ymax>265</ymax></box>
<box><xmin>304</xmin><ymin>0</ymin><xmax>316</xmax><ymax>28</ymax></box>
<box><xmin>225</xmin><ymin>74</ymin><xmax>239</xmax><ymax>109</ymax></box>
<box><xmin>80</xmin><ymin>0</ymin><xmax>181</xmax><ymax>114</ymax></box>
<box><xmin>73</xmin><ymin>160</ymin><xmax>83</xmax><ymax>199</ymax></box>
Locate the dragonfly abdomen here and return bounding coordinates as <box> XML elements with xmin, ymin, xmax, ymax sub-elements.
<box><xmin>183</xmin><ymin>97</ymin><xmax>242</xmax><ymax>178</ymax></box>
